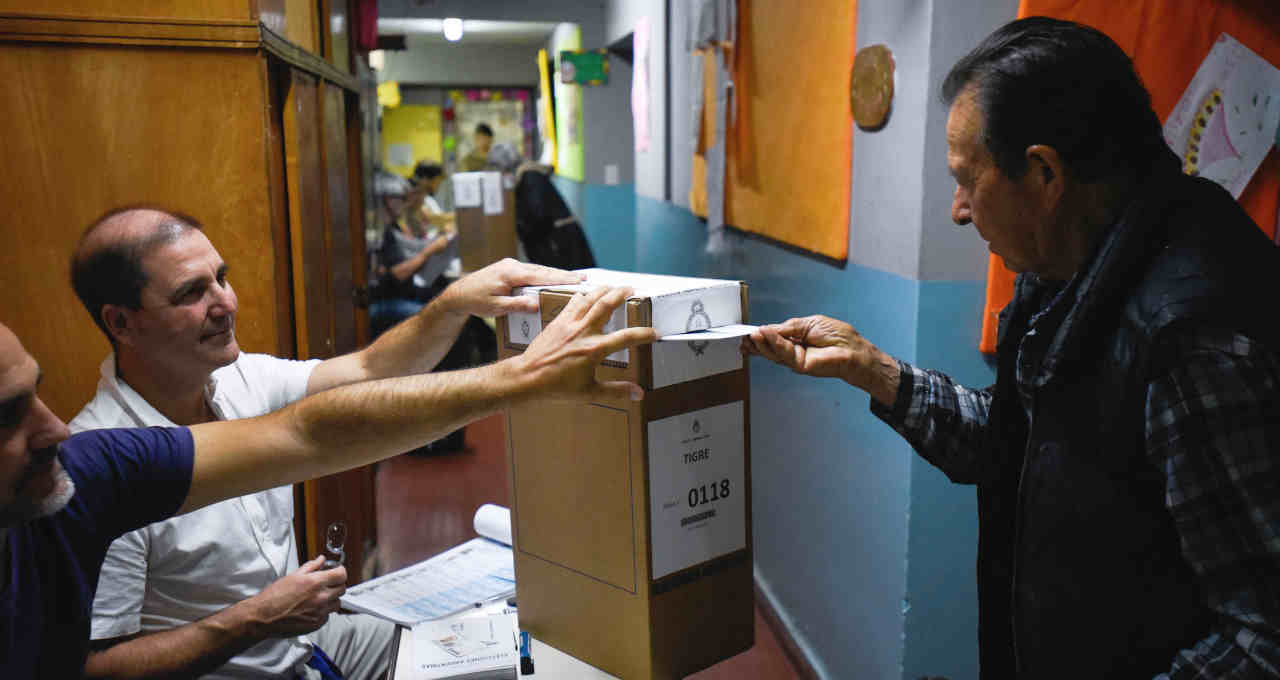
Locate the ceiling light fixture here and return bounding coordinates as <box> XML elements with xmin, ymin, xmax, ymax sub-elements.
<box><xmin>442</xmin><ymin>18</ymin><xmax>463</xmax><ymax>42</ymax></box>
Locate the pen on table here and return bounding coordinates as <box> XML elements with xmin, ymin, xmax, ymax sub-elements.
<box><xmin>519</xmin><ymin>631</ymin><xmax>535</xmax><ymax>675</ymax></box>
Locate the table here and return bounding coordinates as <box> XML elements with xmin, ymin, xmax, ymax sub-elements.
<box><xmin>386</xmin><ymin>606</ymin><xmax>621</xmax><ymax>679</ymax></box>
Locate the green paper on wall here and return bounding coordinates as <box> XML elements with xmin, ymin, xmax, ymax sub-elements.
<box><xmin>560</xmin><ymin>50</ymin><xmax>609</xmax><ymax>85</ymax></box>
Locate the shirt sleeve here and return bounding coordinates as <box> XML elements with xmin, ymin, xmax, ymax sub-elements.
<box><xmin>1146</xmin><ymin>329</ymin><xmax>1280</xmax><ymax>679</ymax></box>
<box><xmin>228</xmin><ymin>353</ymin><xmax>320</xmax><ymax>411</ymax></box>
<box><xmin>60</xmin><ymin>427</ymin><xmax>195</xmax><ymax>546</ymax></box>
<box><xmin>89</xmin><ymin>527</ymin><xmax>149</xmax><ymax>640</ymax></box>
<box><xmin>870</xmin><ymin>360</ymin><xmax>997</xmax><ymax>484</ymax></box>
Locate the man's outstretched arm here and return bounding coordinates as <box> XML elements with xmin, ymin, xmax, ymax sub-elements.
<box><xmin>306</xmin><ymin>259</ymin><xmax>583</xmax><ymax>395</ymax></box>
<box><xmin>744</xmin><ymin>315</ymin><xmax>999</xmax><ymax>484</ymax></box>
<box><xmin>182</xmin><ymin>285</ymin><xmax>656</xmax><ymax>515</ymax></box>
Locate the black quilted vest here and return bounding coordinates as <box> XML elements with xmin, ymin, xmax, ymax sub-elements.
<box><xmin>976</xmin><ymin>160</ymin><xmax>1280</xmax><ymax>679</ymax></box>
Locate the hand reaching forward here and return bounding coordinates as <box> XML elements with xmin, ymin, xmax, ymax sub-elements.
<box><xmin>742</xmin><ymin>315</ymin><xmax>900</xmax><ymax>406</ymax></box>
<box><xmin>514</xmin><ymin>286</ymin><xmax>659</xmax><ymax>403</ymax></box>
<box><xmin>247</xmin><ymin>556</ymin><xmax>348</xmax><ymax>637</ymax></box>
<box><xmin>438</xmin><ymin>258</ymin><xmax>584</xmax><ymax>318</ymax></box>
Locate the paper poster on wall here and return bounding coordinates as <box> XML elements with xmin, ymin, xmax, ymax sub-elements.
<box><xmin>1164</xmin><ymin>33</ymin><xmax>1280</xmax><ymax>198</ymax></box>
<box><xmin>633</xmin><ymin>16</ymin><xmax>652</xmax><ymax>153</ymax></box>
<box><xmin>452</xmin><ymin>172</ymin><xmax>483</xmax><ymax>208</ymax></box>
<box><xmin>480</xmin><ymin>171</ymin><xmax>504</xmax><ymax>215</ymax></box>
<box><xmin>647</xmin><ymin>401</ymin><xmax>746</xmax><ymax>580</ymax></box>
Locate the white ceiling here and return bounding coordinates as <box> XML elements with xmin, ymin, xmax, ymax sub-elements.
<box><xmin>377</xmin><ymin>18</ymin><xmax>559</xmax><ymax>46</ymax></box>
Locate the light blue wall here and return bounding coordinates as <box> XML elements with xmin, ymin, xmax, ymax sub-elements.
<box><xmin>563</xmin><ymin>0</ymin><xmax>1018</xmax><ymax>677</ymax></box>
<box><xmin>558</xmin><ymin>177</ymin><xmax>920</xmax><ymax>679</ymax></box>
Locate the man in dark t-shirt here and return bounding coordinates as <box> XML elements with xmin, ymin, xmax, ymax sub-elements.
<box><xmin>0</xmin><ymin>284</ymin><xmax>657</xmax><ymax>677</ymax></box>
<box><xmin>2</xmin><ymin>427</ymin><xmax>193</xmax><ymax>678</ymax></box>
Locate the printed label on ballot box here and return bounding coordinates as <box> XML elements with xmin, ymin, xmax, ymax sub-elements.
<box><xmin>647</xmin><ymin>401</ymin><xmax>746</xmax><ymax>579</ymax></box>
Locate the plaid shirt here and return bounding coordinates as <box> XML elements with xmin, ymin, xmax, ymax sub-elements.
<box><xmin>872</xmin><ymin>324</ymin><xmax>1280</xmax><ymax>677</ymax></box>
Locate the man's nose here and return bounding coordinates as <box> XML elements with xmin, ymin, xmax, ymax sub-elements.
<box><xmin>28</xmin><ymin>396</ymin><xmax>70</xmax><ymax>452</ymax></box>
<box><xmin>952</xmin><ymin>187</ymin><xmax>972</xmax><ymax>225</ymax></box>
<box><xmin>209</xmin><ymin>282</ymin><xmax>235</xmax><ymax>315</ymax></box>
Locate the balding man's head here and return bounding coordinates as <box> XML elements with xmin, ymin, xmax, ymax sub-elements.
<box><xmin>71</xmin><ymin>206</ymin><xmax>202</xmax><ymax>341</ymax></box>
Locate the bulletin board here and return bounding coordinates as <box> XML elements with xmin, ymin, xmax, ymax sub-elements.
<box><xmin>551</xmin><ymin>24</ymin><xmax>586</xmax><ymax>182</ymax></box>
<box><xmin>455</xmin><ymin>99</ymin><xmax>526</xmax><ymax>162</ymax></box>
<box><xmin>721</xmin><ymin>0</ymin><xmax>856</xmax><ymax>261</ymax></box>
<box><xmin>380</xmin><ymin>104</ymin><xmax>442</xmax><ymax>178</ymax></box>
<box><xmin>978</xmin><ymin>0</ymin><xmax>1280</xmax><ymax>352</ymax></box>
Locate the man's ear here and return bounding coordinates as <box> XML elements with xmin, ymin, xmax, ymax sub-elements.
<box><xmin>101</xmin><ymin>304</ymin><xmax>135</xmax><ymax>347</ymax></box>
<box><xmin>1025</xmin><ymin>144</ymin><xmax>1066</xmax><ymax>208</ymax></box>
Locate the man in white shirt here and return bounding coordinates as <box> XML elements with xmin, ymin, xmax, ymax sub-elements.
<box><xmin>67</xmin><ymin>206</ymin><xmax>581</xmax><ymax>679</ymax></box>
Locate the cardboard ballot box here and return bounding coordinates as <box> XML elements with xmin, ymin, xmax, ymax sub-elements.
<box><xmin>497</xmin><ymin>269</ymin><xmax>754</xmax><ymax>680</ymax></box>
<box><xmin>453</xmin><ymin>172</ymin><xmax>519</xmax><ymax>272</ymax></box>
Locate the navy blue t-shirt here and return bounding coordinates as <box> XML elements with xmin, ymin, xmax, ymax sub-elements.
<box><xmin>0</xmin><ymin>427</ymin><xmax>193</xmax><ymax>679</ymax></box>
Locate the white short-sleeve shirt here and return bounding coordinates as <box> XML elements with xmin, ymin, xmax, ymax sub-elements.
<box><xmin>70</xmin><ymin>352</ymin><xmax>321</xmax><ymax>679</ymax></box>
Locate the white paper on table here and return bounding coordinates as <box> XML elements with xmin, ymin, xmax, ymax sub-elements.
<box><xmin>473</xmin><ymin>504</ymin><xmax>512</xmax><ymax>546</ymax></box>
<box><xmin>1163</xmin><ymin>33</ymin><xmax>1280</xmax><ymax>198</ymax></box>
<box><xmin>452</xmin><ymin>172</ymin><xmax>483</xmax><ymax>208</ymax></box>
<box><xmin>480</xmin><ymin>171</ymin><xmax>504</xmax><ymax>215</ymax></box>
<box><xmin>407</xmin><ymin>610</ymin><xmax>519</xmax><ymax>679</ymax></box>
<box><xmin>340</xmin><ymin>506</ymin><xmax>514</xmax><ymax>626</ymax></box>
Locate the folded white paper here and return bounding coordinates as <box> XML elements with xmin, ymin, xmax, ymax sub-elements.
<box><xmin>658</xmin><ymin>324</ymin><xmax>759</xmax><ymax>342</ymax></box>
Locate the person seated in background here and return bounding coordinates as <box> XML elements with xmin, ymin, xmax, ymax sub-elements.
<box><xmin>371</xmin><ymin>177</ymin><xmax>498</xmax><ymax>453</ymax></box>
<box><xmin>459</xmin><ymin>122</ymin><xmax>494</xmax><ymax>172</ymax></box>
<box><xmin>371</xmin><ymin>176</ymin><xmax>458</xmax><ymax>338</ymax></box>
<box><xmin>0</xmin><ymin>281</ymin><xmax>653</xmax><ymax>678</ymax></box>
<box><xmin>488</xmin><ymin>143</ymin><xmax>597</xmax><ymax>271</ymax></box>
<box><xmin>67</xmin><ymin>206</ymin><xmax>578</xmax><ymax>678</ymax></box>
<box><xmin>411</xmin><ymin>161</ymin><xmax>456</xmax><ymax>230</ymax></box>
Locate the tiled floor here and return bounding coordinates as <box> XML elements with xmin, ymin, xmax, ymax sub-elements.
<box><xmin>374</xmin><ymin>413</ymin><xmax>803</xmax><ymax>679</ymax></box>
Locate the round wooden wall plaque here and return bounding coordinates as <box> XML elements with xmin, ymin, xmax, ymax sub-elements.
<box><xmin>850</xmin><ymin>44</ymin><xmax>894</xmax><ymax>130</ymax></box>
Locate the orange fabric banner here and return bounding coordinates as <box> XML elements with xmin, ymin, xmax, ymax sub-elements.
<box><xmin>978</xmin><ymin>0</ymin><xmax>1280</xmax><ymax>353</ymax></box>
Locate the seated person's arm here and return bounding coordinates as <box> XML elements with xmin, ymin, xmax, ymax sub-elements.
<box><xmin>85</xmin><ymin>556</ymin><xmax>344</xmax><ymax>679</ymax></box>
<box><xmin>386</xmin><ymin>231</ymin><xmax>451</xmax><ymax>283</ymax></box>
<box><xmin>306</xmin><ymin>259</ymin><xmax>583</xmax><ymax>394</ymax></box>
<box><xmin>184</xmin><ymin>286</ymin><xmax>656</xmax><ymax>513</ymax></box>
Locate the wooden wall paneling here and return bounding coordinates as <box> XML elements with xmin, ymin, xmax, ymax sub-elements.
<box><xmin>344</xmin><ymin>84</ymin><xmax>378</xmax><ymax>552</ymax></box>
<box><xmin>255</xmin><ymin>0</ymin><xmax>287</xmax><ymax>36</ymax></box>
<box><xmin>345</xmin><ymin>87</ymin><xmax>371</xmax><ymax>348</ymax></box>
<box><xmin>0</xmin><ymin>42</ymin><xmax>278</xmax><ymax>420</ymax></box>
<box><xmin>283</xmin><ymin>0</ymin><xmax>318</xmax><ymax>53</ymax></box>
<box><xmin>322</xmin><ymin>84</ymin><xmax>357</xmax><ymax>357</ymax></box>
<box><xmin>264</xmin><ymin>59</ymin><xmax>300</xmax><ymax>359</ymax></box>
<box><xmin>281</xmin><ymin>68</ymin><xmax>334</xmax><ymax>360</ymax></box>
<box><xmin>0</xmin><ymin>16</ymin><xmax>260</xmax><ymax>48</ymax></box>
<box><xmin>283</xmin><ymin>71</ymin><xmax>376</xmax><ymax>585</ymax></box>
<box><xmin>0</xmin><ymin>0</ymin><xmax>249</xmax><ymax>22</ymax></box>
<box><xmin>321</xmin><ymin>0</ymin><xmax>351</xmax><ymax>74</ymax></box>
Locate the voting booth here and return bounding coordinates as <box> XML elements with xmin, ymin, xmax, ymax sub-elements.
<box><xmin>497</xmin><ymin>270</ymin><xmax>754</xmax><ymax>679</ymax></box>
<box><xmin>453</xmin><ymin>172</ymin><xmax>519</xmax><ymax>272</ymax></box>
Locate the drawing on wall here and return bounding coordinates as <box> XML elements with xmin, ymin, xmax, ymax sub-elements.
<box><xmin>1164</xmin><ymin>33</ymin><xmax>1280</xmax><ymax>198</ymax></box>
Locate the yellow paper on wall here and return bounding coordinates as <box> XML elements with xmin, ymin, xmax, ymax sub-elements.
<box><xmin>377</xmin><ymin>81</ymin><xmax>401</xmax><ymax>108</ymax></box>
<box><xmin>381</xmin><ymin>105</ymin><xmax>442</xmax><ymax>178</ymax></box>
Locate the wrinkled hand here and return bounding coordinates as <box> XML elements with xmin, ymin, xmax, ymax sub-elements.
<box><xmin>514</xmin><ymin>286</ymin><xmax>658</xmax><ymax>403</ymax></box>
<box><xmin>249</xmin><ymin>556</ymin><xmax>347</xmax><ymax>637</ymax></box>
<box><xmin>439</xmin><ymin>259</ymin><xmax>584</xmax><ymax>318</ymax></box>
<box><xmin>742</xmin><ymin>315</ymin><xmax>898</xmax><ymax>403</ymax></box>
